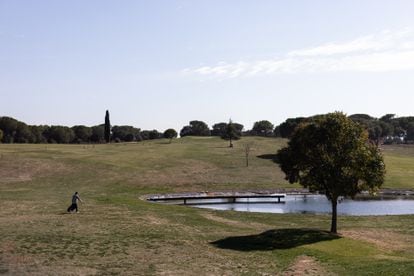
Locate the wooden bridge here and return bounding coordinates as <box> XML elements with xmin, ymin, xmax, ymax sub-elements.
<box><xmin>147</xmin><ymin>193</ymin><xmax>286</xmax><ymax>205</ymax></box>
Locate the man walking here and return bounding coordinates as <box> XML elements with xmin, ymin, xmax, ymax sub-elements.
<box><xmin>67</xmin><ymin>192</ymin><xmax>83</xmax><ymax>213</ymax></box>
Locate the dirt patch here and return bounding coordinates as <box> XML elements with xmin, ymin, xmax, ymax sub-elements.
<box><xmin>202</xmin><ymin>212</ymin><xmax>269</xmax><ymax>229</ymax></box>
<box><xmin>341</xmin><ymin>229</ymin><xmax>411</xmax><ymax>252</ymax></box>
<box><xmin>281</xmin><ymin>255</ymin><xmax>333</xmax><ymax>276</ymax></box>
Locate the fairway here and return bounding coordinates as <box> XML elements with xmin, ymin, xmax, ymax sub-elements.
<box><xmin>1</xmin><ymin>137</ymin><xmax>414</xmax><ymax>275</ymax></box>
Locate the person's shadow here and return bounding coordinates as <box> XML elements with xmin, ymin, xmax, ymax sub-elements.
<box><xmin>210</xmin><ymin>228</ymin><xmax>340</xmax><ymax>251</ymax></box>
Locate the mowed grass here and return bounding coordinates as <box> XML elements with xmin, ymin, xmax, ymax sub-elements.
<box><xmin>0</xmin><ymin>137</ymin><xmax>413</xmax><ymax>275</ymax></box>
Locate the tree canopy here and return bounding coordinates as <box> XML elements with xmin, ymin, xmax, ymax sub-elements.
<box><xmin>163</xmin><ymin>128</ymin><xmax>178</xmax><ymax>143</ymax></box>
<box><xmin>222</xmin><ymin>120</ymin><xmax>242</xmax><ymax>147</ymax></box>
<box><xmin>112</xmin><ymin>125</ymin><xmax>141</xmax><ymax>142</ymax></box>
<box><xmin>252</xmin><ymin>120</ymin><xmax>274</xmax><ymax>136</ymax></box>
<box><xmin>276</xmin><ymin>112</ymin><xmax>385</xmax><ymax>233</ymax></box>
<box><xmin>72</xmin><ymin>125</ymin><xmax>92</xmax><ymax>143</ymax></box>
<box><xmin>180</xmin><ymin>120</ymin><xmax>210</xmax><ymax>137</ymax></box>
<box><xmin>276</xmin><ymin>117</ymin><xmax>307</xmax><ymax>138</ymax></box>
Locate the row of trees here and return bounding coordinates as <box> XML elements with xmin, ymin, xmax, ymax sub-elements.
<box><xmin>274</xmin><ymin>114</ymin><xmax>414</xmax><ymax>145</ymax></box>
<box><xmin>2</xmin><ymin>112</ymin><xmax>414</xmax><ymax>145</ymax></box>
<box><xmin>0</xmin><ymin>115</ymin><xmax>274</xmax><ymax>144</ymax></box>
<box><xmin>179</xmin><ymin>120</ymin><xmax>274</xmax><ymax>138</ymax></box>
<box><xmin>0</xmin><ymin>116</ymin><xmax>177</xmax><ymax>144</ymax></box>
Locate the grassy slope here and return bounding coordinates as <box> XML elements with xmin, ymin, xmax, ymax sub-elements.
<box><xmin>0</xmin><ymin>137</ymin><xmax>413</xmax><ymax>275</ymax></box>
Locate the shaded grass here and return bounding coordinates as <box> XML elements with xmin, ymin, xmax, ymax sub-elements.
<box><xmin>211</xmin><ymin>228</ymin><xmax>341</xmax><ymax>251</ymax></box>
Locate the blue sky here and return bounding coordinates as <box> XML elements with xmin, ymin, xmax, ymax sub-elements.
<box><xmin>1</xmin><ymin>1</ymin><xmax>414</xmax><ymax>132</ymax></box>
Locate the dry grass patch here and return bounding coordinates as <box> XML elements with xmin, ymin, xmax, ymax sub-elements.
<box><xmin>202</xmin><ymin>212</ymin><xmax>269</xmax><ymax>230</ymax></box>
<box><xmin>340</xmin><ymin>229</ymin><xmax>411</xmax><ymax>252</ymax></box>
<box><xmin>0</xmin><ymin>157</ymin><xmax>73</xmax><ymax>183</ymax></box>
<box><xmin>281</xmin><ymin>255</ymin><xmax>334</xmax><ymax>276</ymax></box>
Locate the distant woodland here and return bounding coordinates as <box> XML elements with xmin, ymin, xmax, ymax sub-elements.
<box><xmin>0</xmin><ymin>113</ymin><xmax>413</xmax><ymax>145</ymax></box>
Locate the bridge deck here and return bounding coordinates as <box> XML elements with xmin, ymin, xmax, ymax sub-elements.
<box><xmin>148</xmin><ymin>194</ymin><xmax>286</xmax><ymax>205</ymax></box>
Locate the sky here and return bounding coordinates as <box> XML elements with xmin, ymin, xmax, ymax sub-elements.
<box><xmin>1</xmin><ymin>1</ymin><xmax>414</xmax><ymax>132</ymax></box>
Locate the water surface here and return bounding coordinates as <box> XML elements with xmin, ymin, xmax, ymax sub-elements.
<box><xmin>191</xmin><ymin>195</ymin><xmax>414</xmax><ymax>216</ymax></box>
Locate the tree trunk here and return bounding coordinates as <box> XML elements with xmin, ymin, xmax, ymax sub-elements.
<box><xmin>229</xmin><ymin>137</ymin><xmax>233</xmax><ymax>148</ymax></box>
<box><xmin>330</xmin><ymin>199</ymin><xmax>338</xmax><ymax>233</ymax></box>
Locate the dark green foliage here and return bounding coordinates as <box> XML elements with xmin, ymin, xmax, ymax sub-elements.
<box><xmin>179</xmin><ymin>126</ymin><xmax>193</xmax><ymax>137</ymax></box>
<box><xmin>212</xmin><ymin>122</ymin><xmax>243</xmax><ymax>138</ymax></box>
<box><xmin>71</xmin><ymin>125</ymin><xmax>92</xmax><ymax>143</ymax></box>
<box><xmin>211</xmin><ymin>123</ymin><xmax>227</xmax><ymax>136</ymax></box>
<box><xmin>90</xmin><ymin>125</ymin><xmax>105</xmax><ymax>143</ymax></box>
<box><xmin>0</xmin><ymin>129</ymin><xmax>3</xmax><ymax>142</ymax></box>
<box><xmin>139</xmin><ymin>130</ymin><xmax>150</xmax><ymax>140</ymax></box>
<box><xmin>406</xmin><ymin>122</ymin><xmax>414</xmax><ymax>142</ymax></box>
<box><xmin>139</xmin><ymin>130</ymin><xmax>162</xmax><ymax>140</ymax></box>
<box><xmin>348</xmin><ymin>113</ymin><xmax>375</xmax><ymax>122</ymax></box>
<box><xmin>104</xmin><ymin>110</ymin><xmax>111</xmax><ymax>143</ymax></box>
<box><xmin>163</xmin><ymin>128</ymin><xmax>177</xmax><ymax>143</ymax></box>
<box><xmin>277</xmin><ymin>112</ymin><xmax>385</xmax><ymax>233</ymax></box>
<box><xmin>220</xmin><ymin>120</ymin><xmax>242</xmax><ymax>147</ymax></box>
<box><xmin>190</xmin><ymin>120</ymin><xmax>210</xmax><ymax>136</ymax></box>
<box><xmin>252</xmin><ymin>120</ymin><xmax>274</xmax><ymax>136</ymax></box>
<box><xmin>379</xmin><ymin>114</ymin><xmax>396</xmax><ymax>123</ymax></box>
<box><xmin>276</xmin><ymin>113</ymin><xmax>411</xmax><ymax>145</ymax></box>
<box><xmin>277</xmin><ymin>117</ymin><xmax>307</xmax><ymax>138</ymax></box>
<box><xmin>14</xmin><ymin>122</ymin><xmax>32</xmax><ymax>143</ymax></box>
<box><xmin>180</xmin><ymin>120</ymin><xmax>210</xmax><ymax>137</ymax></box>
<box><xmin>44</xmin><ymin>126</ymin><xmax>75</xmax><ymax>143</ymax></box>
<box><xmin>111</xmin><ymin>126</ymin><xmax>141</xmax><ymax>142</ymax></box>
<box><xmin>393</xmin><ymin>116</ymin><xmax>414</xmax><ymax>132</ymax></box>
<box><xmin>348</xmin><ymin>114</ymin><xmax>394</xmax><ymax>145</ymax></box>
<box><xmin>148</xmin><ymin>130</ymin><xmax>162</xmax><ymax>140</ymax></box>
<box><xmin>0</xmin><ymin>116</ymin><xmax>19</xmax><ymax>143</ymax></box>
<box><xmin>29</xmin><ymin>125</ymin><xmax>48</xmax><ymax>143</ymax></box>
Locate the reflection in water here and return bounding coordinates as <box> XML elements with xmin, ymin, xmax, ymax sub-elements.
<box><xmin>191</xmin><ymin>195</ymin><xmax>414</xmax><ymax>216</ymax></box>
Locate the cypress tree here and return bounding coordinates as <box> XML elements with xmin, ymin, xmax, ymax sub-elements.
<box><xmin>104</xmin><ymin>110</ymin><xmax>111</xmax><ymax>143</ymax></box>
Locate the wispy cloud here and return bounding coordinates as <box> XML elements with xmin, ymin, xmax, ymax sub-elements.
<box><xmin>181</xmin><ymin>28</ymin><xmax>414</xmax><ymax>78</ymax></box>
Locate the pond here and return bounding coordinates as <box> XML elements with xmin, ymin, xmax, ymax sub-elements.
<box><xmin>190</xmin><ymin>194</ymin><xmax>414</xmax><ymax>216</ymax></box>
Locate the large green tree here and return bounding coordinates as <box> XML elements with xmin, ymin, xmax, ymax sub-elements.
<box><xmin>163</xmin><ymin>128</ymin><xmax>177</xmax><ymax>143</ymax></box>
<box><xmin>104</xmin><ymin>110</ymin><xmax>111</xmax><ymax>143</ymax></box>
<box><xmin>222</xmin><ymin>119</ymin><xmax>241</xmax><ymax>147</ymax></box>
<box><xmin>252</xmin><ymin>120</ymin><xmax>274</xmax><ymax>136</ymax></box>
<box><xmin>112</xmin><ymin>125</ymin><xmax>141</xmax><ymax>142</ymax></box>
<box><xmin>277</xmin><ymin>112</ymin><xmax>385</xmax><ymax>233</ymax></box>
<box><xmin>180</xmin><ymin>120</ymin><xmax>210</xmax><ymax>137</ymax></box>
<box><xmin>0</xmin><ymin>116</ymin><xmax>19</xmax><ymax>143</ymax></box>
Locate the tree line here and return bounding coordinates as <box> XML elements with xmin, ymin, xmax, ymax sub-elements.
<box><xmin>0</xmin><ymin>114</ymin><xmax>274</xmax><ymax>144</ymax></box>
<box><xmin>0</xmin><ymin>116</ymin><xmax>167</xmax><ymax>144</ymax></box>
<box><xmin>275</xmin><ymin>113</ymin><xmax>414</xmax><ymax>145</ymax></box>
<box><xmin>1</xmin><ymin>112</ymin><xmax>414</xmax><ymax>144</ymax></box>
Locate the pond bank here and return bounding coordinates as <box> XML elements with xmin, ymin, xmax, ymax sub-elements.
<box><xmin>146</xmin><ymin>188</ymin><xmax>414</xmax><ymax>201</ymax></box>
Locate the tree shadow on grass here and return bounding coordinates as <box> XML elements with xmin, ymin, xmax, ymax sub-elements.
<box><xmin>211</xmin><ymin>228</ymin><xmax>341</xmax><ymax>251</ymax></box>
<box><xmin>256</xmin><ymin>154</ymin><xmax>279</xmax><ymax>163</ymax></box>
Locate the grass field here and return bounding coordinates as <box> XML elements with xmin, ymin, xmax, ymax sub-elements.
<box><xmin>1</xmin><ymin>137</ymin><xmax>414</xmax><ymax>275</ymax></box>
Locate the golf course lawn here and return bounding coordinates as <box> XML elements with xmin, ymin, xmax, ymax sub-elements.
<box><xmin>1</xmin><ymin>137</ymin><xmax>413</xmax><ymax>275</ymax></box>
